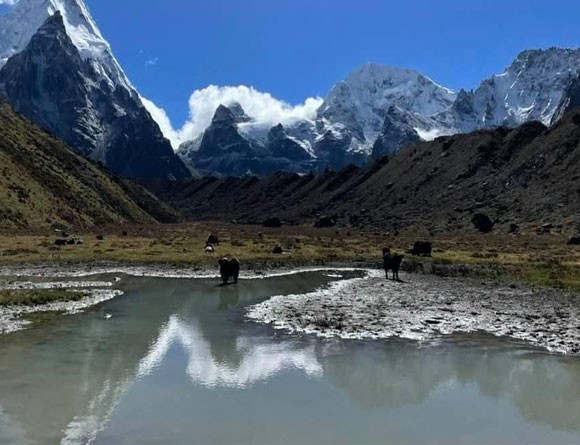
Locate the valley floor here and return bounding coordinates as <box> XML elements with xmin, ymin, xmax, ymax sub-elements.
<box><xmin>1</xmin><ymin>221</ymin><xmax>579</xmax><ymax>288</ymax></box>
<box><xmin>0</xmin><ymin>221</ymin><xmax>579</xmax><ymax>340</ymax></box>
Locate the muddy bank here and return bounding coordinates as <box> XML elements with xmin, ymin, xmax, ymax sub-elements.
<box><xmin>247</xmin><ymin>271</ymin><xmax>580</xmax><ymax>356</ymax></box>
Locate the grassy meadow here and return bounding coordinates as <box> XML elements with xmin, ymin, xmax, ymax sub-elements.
<box><xmin>0</xmin><ymin>222</ymin><xmax>579</xmax><ymax>290</ymax></box>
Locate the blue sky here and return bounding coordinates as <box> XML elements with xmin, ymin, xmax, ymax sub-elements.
<box><xmin>84</xmin><ymin>0</ymin><xmax>580</xmax><ymax>126</ymax></box>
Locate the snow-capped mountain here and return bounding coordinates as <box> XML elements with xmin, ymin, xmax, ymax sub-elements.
<box><xmin>434</xmin><ymin>48</ymin><xmax>580</xmax><ymax>132</ymax></box>
<box><xmin>369</xmin><ymin>48</ymin><xmax>580</xmax><ymax>162</ymax></box>
<box><xmin>0</xmin><ymin>0</ymin><xmax>189</xmax><ymax>179</ymax></box>
<box><xmin>2</xmin><ymin>0</ymin><xmax>580</xmax><ymax>178</ymax></box>
<box><xmin>178</xmin><ymin>104</ymin><xmax>320</xmax><ymax>176</ymax></box>
<box><xmin>177</xmin><ymin>65</ymin><xmax>458</xmax><ymax>174</ymax></box>
<box><xmin>318</xmin><ymin>63</ymin><xmax>457</xmax><ymax>152</ymax></box>
<box><xmin>0</xmin><ymin>0</ymin><xmax>130</xmax><ymax>89</ymax></box>
<box><xmin>177</xmin><ymin>50</ymin><xmax>580</xmax><ymax>175</ymax></box>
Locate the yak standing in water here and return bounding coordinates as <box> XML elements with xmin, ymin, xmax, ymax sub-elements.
<box><xmin>382</xmin><ymin>248</ymin><xmax>404</xmax><ymax>281</ymax></box>
<box><xmin>218</xmin><ymin>257</ymin><xmax>240</xmax><ymax>285</ymax></box>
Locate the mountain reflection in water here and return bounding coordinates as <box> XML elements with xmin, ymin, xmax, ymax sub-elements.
<box><xmin>0</xmin><ymin>272</ymin><xmax>578</xmax><ymax>445</ymax></box>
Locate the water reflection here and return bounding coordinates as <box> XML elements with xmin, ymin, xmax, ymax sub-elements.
<box><xmin>137</xmin><ymin>315</ymin><xmax>322</xmax><ymax>388</ymax></box>
<box><xmin>0</xmin><ymin>273</ymin><xmax>579</xmax><ymax>444</ymax></box>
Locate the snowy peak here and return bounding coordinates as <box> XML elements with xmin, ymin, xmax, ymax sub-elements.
<box><xmin>342</xmin><ymin>63</ymin><xmax>456</xmax><ymax>116</ymax></box>
<box><xmin>506</xmin><ymin>47</ymin><xmax>580</xmax><ymax>77</ymax></box>
<box><xmin>0</xmin><ymin>2</ymin><xmax>190</xmax><ymax>179</ymax></box>
<box><xmin>470</xmin><ymin>47</ymin><xmax>580</xmax><ymax>127</ymax></box>
<box><xmin>318</xmin><ymin>62</ymin><xmax>457</xmax><ymax>145</ymax></box>
<box><xmin>0</xmin><ymin>0</ymin><xmax>131</xmax><ymax>90</ymax></box>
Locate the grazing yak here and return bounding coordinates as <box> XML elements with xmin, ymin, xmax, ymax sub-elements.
<box><xmin>218</xmin><ymin>257</ymin><xmax>240</xmax><ymax>285</ymax></box>
<box><xmin>383</xmin><ymin>248</ymin><xmax>404</xmax><ymax>281</ymax></box>
<box><xmin>207</xmin><ymin>234</ymin><xmax>220</xmax><ymax>246</ymax></box>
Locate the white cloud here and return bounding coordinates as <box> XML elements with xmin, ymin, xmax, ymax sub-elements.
<box><xmin>0</xmin><ymin>0</ymin><xmax>19</xmax><ymax>5</ymax></box>
<box><xmin>145</xmin><ymin>56</ymin><xmax>158</xmax><ymax>66</ymax></box>
<box><xmin>142</xmin><ymin>85</ymin><xmax>323</xmax><ymax>149</ymax></box>
<box><xmin>140</xmin><ymin>96</ymin><xmax>184</xmax><ymax>148</ymax></box>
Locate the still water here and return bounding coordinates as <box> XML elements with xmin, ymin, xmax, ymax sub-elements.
<box><xmin>1</xmin><ymin>271</ymin><xmax>580</xmax><ymax>445</ymax></box>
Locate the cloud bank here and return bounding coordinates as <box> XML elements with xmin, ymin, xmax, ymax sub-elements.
<box><xmin>142</xmin><ymin>85</ymin><xmax>323</xmax><ymax>149</ymax></box>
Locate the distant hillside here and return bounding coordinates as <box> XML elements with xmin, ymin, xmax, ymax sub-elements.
<box><xmin>152</xmin><ymin>109</ymin><xmax>580</xmax><ymax>233</ymax></box>
<box><xmin>0</xmin><ymin>99</ymin><xmax>180</xmax><ymax>230</ymax></box>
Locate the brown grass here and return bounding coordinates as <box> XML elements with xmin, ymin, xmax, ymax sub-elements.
<box><xmin>1</xmin><ymin>222</ymin><xmax>579</xmax><ymax>289</ymax></box>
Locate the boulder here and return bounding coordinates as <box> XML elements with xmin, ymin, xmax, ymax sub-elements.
<box><xmin>314</xmin><ymin>216</ymin><xmax>337</xmax><ymax>229</ymax></box>
<box><xmin>263</xmin><ymin>217</ymin><xmax>282</xmax><ymax>228</ymax></box>
<box><xmin>568</xmin><ymin>235</ymin><xmax>580</xmax><ymax>246</ymax></box>
<box><xmin>411</xmin><ymin>241</ymin><xmax>432</xmax><ymax>257</ymax></box>
<box><xmin>272</xmin><ymin>246</ymin><xmax>284</xmax><ymax>254</ymax></box>
<box><xmin>472</xmin><ymin>213</ymin><xmax>494</xmax><ymax>233</ymax></box>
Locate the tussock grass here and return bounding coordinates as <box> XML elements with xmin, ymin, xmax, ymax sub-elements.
<box><xmin>0</xmin><ymin>289</ymin><xmax>85</xmax><ymax>306</ymax></box>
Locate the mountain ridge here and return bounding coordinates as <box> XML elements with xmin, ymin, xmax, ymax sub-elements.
<box><xmin>1</xmin><ymin>1</ymin><xmax>580</xmax><ymax>178</ymax></box>
<box><xmin>174</xmin><ymin>48</ymin><xmax>580</xmax><ymax>175</ymax></box>
<box><xmin>153</xmin><ymin>106</ymin><xmax>580</xmax><ymax>232</ymax></box>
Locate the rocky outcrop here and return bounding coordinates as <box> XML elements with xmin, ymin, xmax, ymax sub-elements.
<box><xmin>267</xmin><ymin>124</ymin><xmax>312</xmax><ymax>162</ymax></box>
<box><xmin>552</xmin><ymin>74</ymin><xmax>580</xmax><ymax>124</ymax></box>
<box><xmin>371</xmin><ymin>106</ymin><xmax>422</xmax><ymax>158</ymax></box>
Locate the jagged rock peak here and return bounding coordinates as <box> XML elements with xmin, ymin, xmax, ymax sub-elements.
<box><xmin>228</xmin><ymin>102</ymin><xmax>252</xmax><ymax>123</ymax></box>
<box><xmin>211</xmin><ymin>104</ymin><xmax>237</xmax><ymax>125</ymax></box>
<box><xmin>268</xmin><ymin>123</ymin><xmax>286</xmax><ymax>141</ymax></box>
<box><xmin>0</xmin><ymin>8</ymin><xmax>190</xmax><ymax>179</ymax></box>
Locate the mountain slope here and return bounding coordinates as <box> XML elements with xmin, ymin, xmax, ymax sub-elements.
<box><xmin>0</xmin><ymin>98</ymin><xmax>179</xmax><ymax>230</ymax></box>
<box><xmin>152</xmin><ymin>108</ymin><xmax>580</xmax><ymax>232</ymax></box>
<box><xmin>0</xmin><ymin>2</ymin><xmax>190</xmax><ymax>180</ymax></box>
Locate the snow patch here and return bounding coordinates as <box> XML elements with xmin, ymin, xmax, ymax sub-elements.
<box><xmin>415</xmin><ymin>127</ymin><xmax>450</xmax><ymax>141</ymax></box>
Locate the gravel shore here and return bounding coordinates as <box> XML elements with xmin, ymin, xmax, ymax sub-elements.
<box><xmin>247</xmin><ymin>271</ymin><xmax>580</xmax><ymax>356</ymax></box>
